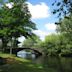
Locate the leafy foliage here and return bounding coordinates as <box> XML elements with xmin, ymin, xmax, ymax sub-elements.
<box><xmin>41</xmin><ymin>34</ymin><xmax>61</xmax><ymax>55</ymax></box>
<box><xmin>57</xmin><ymin>14</ymin><xmax>72</xmax><ymax>40</ymax></box>
<box><xmin>0</xmin><ymin>0</ymin><xmax>36</xmax><ymax>51</ymax></box>
<box><xmin>52</xmin><ymin>0</ymin><xmax>72</xmax><ymax>20</ymax></box>
<box><xmin>42</xmin><ymin>0</ymin><xmax>72</xmax><ymax>56</ymax></box>
<box><xmin>22</xmin><ymin>36</ymin><xmax>41</xmax><ymax>48</ymax></box>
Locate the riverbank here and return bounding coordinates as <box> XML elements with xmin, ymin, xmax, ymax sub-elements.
<box><xmin>0</xmin><ymin>52</ymin><xmax>72</xmax><ymax>72</ymax></box>
<box><xmin>0</xmin><ymin>52</ymin><xmax>45</xmax><ymax>72</ymax></box>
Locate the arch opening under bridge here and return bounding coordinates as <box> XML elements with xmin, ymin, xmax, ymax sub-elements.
<box><xmin>5</xmin><ymin>47</ymin><xmax>43</xmax><ymax>57</ymax></box>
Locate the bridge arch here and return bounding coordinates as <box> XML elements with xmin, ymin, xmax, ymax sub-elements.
<box><xmin>5</xmin><ymin>48</ymin><xmax>42</xmax><ymax>57</ymax></box>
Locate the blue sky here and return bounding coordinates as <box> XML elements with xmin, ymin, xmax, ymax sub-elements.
<box><xmin>25</xmin><ymin>0</ymin><xmax>58</xmax><ymax>40</ymax></box>
<box><xmin>18</xmin><ymin>0</ymin><xmax>59</xmax><ymax>43</ymax></box>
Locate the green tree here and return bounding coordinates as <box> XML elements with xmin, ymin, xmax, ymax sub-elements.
<box><xmin>38</xmin><ymin>34</ymin><xmax>61</xmax><ymax>56</ymax></box>
<box><xmin>0</xmin><ymin>0</ymin><xmax>36</xmax><ymax>54</ymax></box>
<box><xmin>52</xmin><ymin>0</ymin><xmax>72</xmax><ymax>55</ymax></box>
<box><xmin>57</xmin><ymin>14</ymin><xmax>72</xmax><ymax>39</ymax></box>
<box><xmin>44</xmin><ymin>34</ymin><xmax>61</xmax><ymax>55</ymax></box>
<box><xmin>22</xmin><ymin>36</ymin><xmax>41</xmax><ymax>48</ymax></box>
<box><xmin>57</xmin><ymin>14</ymin><xmax>72</xmax><ymax>52</ymax></box>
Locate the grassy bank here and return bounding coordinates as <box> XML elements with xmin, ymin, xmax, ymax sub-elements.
<box><xmin>0</xmin><ymin>52</ymin><xmax>45</xmax><ymax>72</ymax></box>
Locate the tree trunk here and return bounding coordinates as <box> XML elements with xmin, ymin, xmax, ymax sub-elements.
<box><xmin>2</xmin><ymin>38</ymin><xmax>7</xmax><ymax>52</ymax></box>
<box><xmin>10</xmin><ymin>47</ymin><xmax>12</xmax><ymax>55</ymax></box>
<box><xmin>10</xmin><ymin>37</ymin><xmax>15</xmax><ymax>55</ymax></box>
<box><xmin>10</xmin><ymin>38</ymin><xmax>13</xmax><ymax>55</ymax></box>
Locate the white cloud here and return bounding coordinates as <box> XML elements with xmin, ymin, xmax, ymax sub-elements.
<box><xmin>27</xmin><ymin>2</ymin><xmax>50</xmax><ymax>19</ymax></box>
<box><xmin>33</xmin><ymin>28</ymin><xmax>57</xmax><ymax>41</ymax></box>
<box><xmin>45</xmin><ymin>23</ymin><xmax>57</xmax><ymax>31</ymax></box>
<box><xmin>33</xmin><ymin>30</ymin><xmax>51</xmax><ymax>41</ymax></box>
<box><xmin>6</xmin><ymin>2</ymin><xmax>14</xmax><ymax>9</ymax></box>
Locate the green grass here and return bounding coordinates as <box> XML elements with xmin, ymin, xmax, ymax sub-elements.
<box><xmin>0</xmin><ymin>52</ymin><xmax>45</xmax><ymax>72</ymax></box>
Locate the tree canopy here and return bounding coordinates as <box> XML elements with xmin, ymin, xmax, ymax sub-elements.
<box><xmin>0</xmin><ymin>0</ymin><xmax>36</xmax><ymax>50</ymax></box>
<box><xmin>52</xmin><ymin>0</ymin><xmax>72</xmax><ymax>19</ymax></box>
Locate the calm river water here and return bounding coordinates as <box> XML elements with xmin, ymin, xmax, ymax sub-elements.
<box><xmin>17</xmin><ymin>50</ymin><xmax>72</xmax><ymax>72</ymax></box>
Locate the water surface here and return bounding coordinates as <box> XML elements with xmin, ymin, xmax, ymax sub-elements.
<box><xmin>17</xmin><ymin>50</ymin><xmax>72</xmax><ymax>72</ymax></box>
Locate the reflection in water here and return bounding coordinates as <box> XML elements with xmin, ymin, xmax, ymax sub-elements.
<box><xmin>34</xmin><ymin>56</ymin><xmax>72</xmax><ymax>72</ymax></box>
<box><xmin>17</xmin><ymin>50</ymin><xmax>72</xmax><ymax>72</ymax></box>
<box><xmin>17</xmin><ymin>50</ymin><xmax>35</xmax><ymax>59</ymax></box>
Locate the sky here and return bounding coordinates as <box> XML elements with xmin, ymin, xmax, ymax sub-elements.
<box><xmin>5</xmin><ymin>0</ymin><xmax>59</xmax><ymax>45</ymax></box>
<box><xmin>19</xmin><ymin>0</ymin><xmax>58</xmax><ymax>43</ymax></box>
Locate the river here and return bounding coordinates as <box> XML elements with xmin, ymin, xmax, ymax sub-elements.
<box><xmin>17</xmin><ymin>50</ymin><xmax>72</xmax><ymax>72</ymax></box>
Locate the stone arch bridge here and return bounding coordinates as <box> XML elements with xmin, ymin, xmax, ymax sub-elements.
<box><xmin>5</xmin><ymin>47</ymin><xmax>43</xmax><ymax>56</ymax></box>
